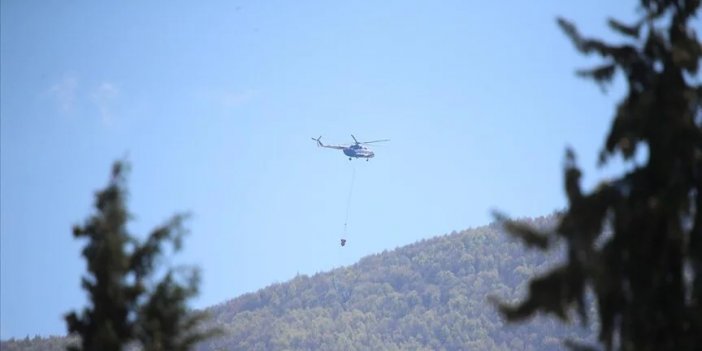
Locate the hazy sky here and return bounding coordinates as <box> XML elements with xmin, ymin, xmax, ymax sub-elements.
<box><xmin>1</xmin><ymin>0</ymin><xmax>645</xmax><ymax>339</ymax></box>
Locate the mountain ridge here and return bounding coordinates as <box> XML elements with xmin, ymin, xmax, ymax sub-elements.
<box><xmin>2</xmin><ymin>215</ymin><xmax>596</xmax><ymax>351</ymax></box>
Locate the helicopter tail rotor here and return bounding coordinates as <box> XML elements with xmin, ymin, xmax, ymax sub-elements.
<box><xmin>311</xmin><ymin>136</ymin><xmax>323</xmax><ymax>147</ymax></box>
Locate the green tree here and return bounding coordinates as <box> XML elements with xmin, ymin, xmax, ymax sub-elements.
<box><xmin>65</xmin><ymin>162</ymin><xmax>214</xmax><ymax>351</ymax></box>
<box><xmin>497</xmin><ymin>1</ymin><xmax>701</xmax><ymax>350</ymax></box>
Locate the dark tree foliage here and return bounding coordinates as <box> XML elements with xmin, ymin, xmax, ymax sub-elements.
<box><xmin>64</xmin><ymin>162</ymin><xmax>215</xmax><ymax>351</ymax></box>
<box><xmin>497</xmin><ymin>1</ymin><xmax>701</xmax><ymax>350</ymax></box>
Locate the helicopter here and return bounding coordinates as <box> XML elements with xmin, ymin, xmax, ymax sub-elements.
<box><xmin>311</xmin><ymin>135</ymin><xmax>390</xmax><ymax>161</ymax></box>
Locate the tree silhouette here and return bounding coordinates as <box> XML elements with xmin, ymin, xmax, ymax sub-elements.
<box><xmin>497</xmin><ymin>1</ymin><xmax>701</xmax><ymax>350</ymax></box>
<box><xmin>65</xmin><ymin>162</ymin><xmax>215</xmax><ymax>351</ymax></box>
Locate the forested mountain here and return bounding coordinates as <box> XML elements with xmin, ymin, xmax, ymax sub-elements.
<box><xmin>2</xmin><ymin>215</ymin><xmax>596</xmax><ymax>351</ymax></box>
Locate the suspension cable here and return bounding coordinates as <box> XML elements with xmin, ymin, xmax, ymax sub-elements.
<box><xmin>343</xmin><ymin>163</ymin><xmax>356</xmax><ymax>238</ymax></box>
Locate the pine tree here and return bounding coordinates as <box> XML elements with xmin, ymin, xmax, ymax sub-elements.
<box><xmin>65</xmin><ymin>162</ymin><xmax>214</xmax><ymax>351</ymax></box>
<box><xmin>497</xmin><ymin>1</ymin><xmax>701</xmax><ymax>350</ymax></box>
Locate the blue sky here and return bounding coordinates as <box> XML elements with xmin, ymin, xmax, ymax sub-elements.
<box><xmin>1</xmin><ymin>0</ymin><xmax>647</xmax><ymax>339</ymax></box>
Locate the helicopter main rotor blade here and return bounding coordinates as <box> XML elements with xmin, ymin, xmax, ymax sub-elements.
<box><xmin>351</xmin><ymin>134</ymin><xmax>359</xmax><ymax>144</ymax></box>
<box><xmin>360</xmin><ymin>139</ymin><xmax>390</xmax><ymax>144</ymax></box>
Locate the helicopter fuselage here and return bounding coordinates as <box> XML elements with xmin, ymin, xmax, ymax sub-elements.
<box><xmin>312</xmin><ymin>135</ymin><xmax>387</xmax><ymax>160</ymax></box>
<box><xmin>343</xmin><ymin>144</ymin><xmax>374</xmax><ymax>159</ymax></box>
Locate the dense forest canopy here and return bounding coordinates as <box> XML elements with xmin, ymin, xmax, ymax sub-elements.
<box><xmin>2</xmin><ymin>215</ymin><xmax>597</xmax><ymax>351</ymax></box>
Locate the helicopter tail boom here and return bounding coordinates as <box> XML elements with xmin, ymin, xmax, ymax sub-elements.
<box><xmin>311</xmin><ymin>136</ymin><xmax>346</xmax><ymax>150</ymax></box>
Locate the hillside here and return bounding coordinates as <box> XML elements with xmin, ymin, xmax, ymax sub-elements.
<box><xmin>196</xmin><ymin>215</ymin><xmax>595</xmax><ymax>350</ymax></box>
<box><xmin>2</xmin><ymin>215</ymin><xmax>596</xmax><ymax>351</ymax></box>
